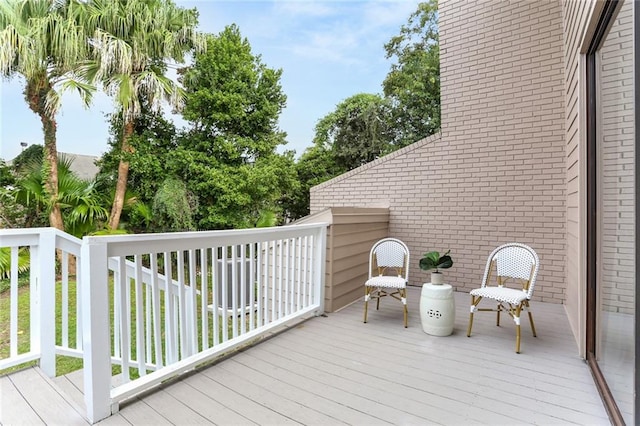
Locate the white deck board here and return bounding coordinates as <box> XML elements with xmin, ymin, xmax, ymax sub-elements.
<box><xmin>0</xmin><ymin>288</ymin><xmax>611</xmax><ymax>425</ymax></box>
<box><xmin>1</xmin><ymin>367</ymin><xmax>88</xmax><ymax>425</ymax></box>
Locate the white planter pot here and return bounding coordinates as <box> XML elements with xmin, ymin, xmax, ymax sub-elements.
<box><xmin>431</xmin><ymin>271</ymin><xmax>444</xmax><ymax>285</ymax></box>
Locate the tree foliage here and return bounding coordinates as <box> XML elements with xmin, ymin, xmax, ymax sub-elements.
<box><xmin>383</xmin><ymin>0</ymin><xmax>440</xmax><ymax>146</ymax></box>
<box><xmin>313</xmin><ymin>93</ymin><xmax>392</xmax><ymax>171</ymax></box>
<box><xmin>176</xmin><ymin>25</ymin><xmax>297</xmax><ymax>229</ymax></box>
<box><xmin>152</xmin><ymin>178</ymin><xmax>197</xmax><ymax>232</ymax></box>
<box><xmin>282</xmin><ymin>145</ymin><xmax>345</xmax><ymax>221</ymax></box>
<box><xmin>181</xmin><ymin>25</ymin><xmax>287</xmax><ymax>162</ymax></box>
<box><xmin>0</xmin><ymin>160</ymin><xmax>14</xmax><ymax>188</ymax></box>
<box><xmin>10</xmin><ymin>155</ymin><xmax>107</xmax><ymax>236</ymax></box>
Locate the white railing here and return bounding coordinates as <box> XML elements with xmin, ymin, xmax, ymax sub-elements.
<box><xmin>0</xmin><ymin>223</ymin><xmax>327</xmax><ymax>423</ymax></box>
<box><xmin>0</xmin><ymin>228</ymin><xmax>82</xmax><ymax>375</ymax></box>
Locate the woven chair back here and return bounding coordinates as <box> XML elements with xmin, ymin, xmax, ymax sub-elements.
<box><xmin>482</xmin><ymin>243</ymin><xmax>539</xmax><ymax>299</ymax></box>
<box><xmin>370</xmin><ymin>238</ymin><xmax>410</xmax><ymax>280</ymax></box>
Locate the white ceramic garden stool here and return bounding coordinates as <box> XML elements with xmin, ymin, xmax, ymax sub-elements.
<box><xmin>420</xmin><ymin>283</ymin><xmax>455</xmax><ymax>336</ymax></box>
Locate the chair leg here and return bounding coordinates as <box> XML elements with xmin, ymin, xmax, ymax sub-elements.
<box><xmin>467</xmin><ymin>295</ymin><xmax>482</xmax><ymax>337</ymax></box>
<box><xmin>401</xmin><ymin>288</ymin><xmax>408</xmax><ymax>328</ymax></box>
<box><xmin>515</xmin><ymin>304</ymin><xmax>523</xmax><ymax>353</ymax></box>
<box><xmin>363</xmin><ymin>287</ymin><xmax>370</xmax><ymax>323</ymax></box>
<box><xmin>496</xmin><ymin>303</ymin><xmax>501</xmax><ymax>326</ymax></box>
<box><xmin>525</xmin><ymin>300</ymin><xmax>537</xmax><ymax>337</ymax></box>
<box><xmin>376</xmin><ymin>292</ymin><xmax>381</xmax><ymax>310</ymax></box>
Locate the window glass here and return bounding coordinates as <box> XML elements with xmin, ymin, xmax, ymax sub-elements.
<box><xmin>597</xmin><ymin>1</ymin><xmax>635</xmax><ymax>422</ymax></box>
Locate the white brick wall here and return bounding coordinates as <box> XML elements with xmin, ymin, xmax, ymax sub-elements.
<box><xmin>312</xmin><ymin>0</ymin><xmax>566</xmax><ymax>303</ymax></box>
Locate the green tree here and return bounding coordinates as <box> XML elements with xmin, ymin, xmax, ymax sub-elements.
<box><xmin>83</xmin><ymin>0</ymin><xmax>204</xmax><ymax>230</ymax></box>
<box><xmin>178</xmin><ymin>25</ymin><xmax>296</xmax><ymax>229</ymax></box>
<box><xmin>181</xmin><ymin>25</ymin><xmax>287</xmax><ymax>162</ymax></box>
<box><xmin>282</xmin><ymin>145</ymin><xmax>345</xmax><ymax>221</ymax></box>
<box><xmin>383</xmin><ymin>0</ymin><xmax>440</xmax><ymax>146</ymax></box>
<box><xmin>0</xmin><ymin>0</ymin><xmax>94</xmax><ymax>231</ymax></box>
<box><xmin>314</xmin><ymin>93</ymin><xmax>392</xmax><ymax>171</ymax></box>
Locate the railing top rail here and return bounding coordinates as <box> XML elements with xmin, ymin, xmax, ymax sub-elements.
<box><xmin>0</xmin><ymin>227</ymin><xmax>56</xmax><ymax>236</ymax></box>
<box><xmin>0</xmin><ymin>228</ymin><xmax>82</xmax><ymax>252</ymax></box>
<box><xmin>0</xmin><ymin>227</ymin><xmax>54</xmax><ymax>247</ymax></box>
<box><xmin>82</xmin><ymin>222</ymin><xmax>328</xmax><ymax>257</ymax></box>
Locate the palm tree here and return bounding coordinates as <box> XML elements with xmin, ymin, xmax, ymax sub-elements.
<box><xmin>13</xmin><ymin>155</ymin><xmax>108</xmax><ymax>237</ymax></box>
<box><xmin>82</xmin><ymin>0</ymin><xmax>204</xmax><ymax>230</ymax></box>
<box><xmin>0</xmin><ymin>0</ymin><xmax>94</xmax><ymax>231</ymax></box>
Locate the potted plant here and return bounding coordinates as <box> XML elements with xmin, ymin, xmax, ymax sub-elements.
<box><xmin>419</xmin><ymin>250</ymin><xmax>453</xmax><ymax>285</ymax></box>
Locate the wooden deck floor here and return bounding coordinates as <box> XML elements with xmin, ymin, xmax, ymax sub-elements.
<box><xmin>1</xmin><ymin>287</ymin><xmax>610</xmax><ymax>425</ymax></box>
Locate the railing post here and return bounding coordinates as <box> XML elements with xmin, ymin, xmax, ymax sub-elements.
<box><xmin>38</xmin><ymin>228</ymin><xmax>57</xmax><ymax>376</ymax></box>
<box><xmin>81</xmin><ymin>237</ymin><xmax>112</xmax><ymax>423</ymax></box>
<box><xmin>313</xmin><ymin>225</ymin><xmax>327</xmax><ymax>315</ymax></box>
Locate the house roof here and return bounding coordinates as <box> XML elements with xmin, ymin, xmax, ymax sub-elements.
<box><xmin>59</xmin><ymin>152</ymin><xmax>100</xmax><ymax>180</ymax></box>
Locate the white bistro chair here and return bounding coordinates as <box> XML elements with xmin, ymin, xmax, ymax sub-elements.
<box><xmin>363</xmin><ymin>238</ymin><xmax>410</xmax><ymax>328</ymax></box>
<box><xmin>466</xmin><ymin>243</ymin><xmax>540</xmax><ymax>353</ymax></box>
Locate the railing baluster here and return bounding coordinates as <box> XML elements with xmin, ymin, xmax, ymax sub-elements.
<box><xmin>231</xmin><ymin>246</ymin><xmax>238</xmax><ymax>338</ymax></box>
<box><xmin>239</xmin><ymin>245</ymin><xmax>246</xmax><ymax>334</ymax></box>
<box><xmin>302</xmin><ymin>236</ymin><xmax>308</xmax><ymax>308</ymax></box>
<box><xmin>284</xmin><ymin>239</ymin><xmax>289</xmax><ymax>316</ymax></box>
<box><xmin>9</xmin><ymin>247</ymin><xmax>18</xmax><ymax>358</ymax></box>
<box><xmin>145</xmin><ymin>271</ymin><xmax>151</xmax><ymax>368</ymax></box>
<box><xmin>150</xmin><ymin>253</ymin><xmax>163</xmax><ymax>369</ymax></box>
<box><xmin>118</xmin><ymin>257</ymin><xmax>131</xmax><ymax>383</ymax></box>
<box><xmin>288</xmin><ymin>238</ymin><xmax>294</xmax><ymax>315</ymax></box>
<box><xmin>201</xmin><ymin>248</ymin><xmax>209</xmax><ymax>350</ymax></box>
<box><xmin>62</xmin><ymin>251</ymin><xmax>69</xmax><ymax>348</ymax></box>
<box><xmin>249</xmin><ymin>243</ymin><xmax>255</xmax><ymax>331</ymax></box>
<box><xmin>188</xmin><ymin>249</ymin><xmax>197</xmax><ymax>355</ymax></box>
<box><xmin>113</xmin><ymin>264</ymin><xmax>121</xmax><ymax>361</ymax></box>
<box><xmin>164</xmin><ymin>252</ymin><xmax>177</xmax><ymax>364</ymax></box>
<box><xmin>134</xmin><ymin>255</ymin><xmax>146</xmax><ymax>376</ymax></box>
<box><xmin>271</xmin><ymin>241</ymin><xmax>276</xmax><ymax>323</ymax></box>
<box><xmin>221</xmin><ymin>246</ymin><xmax>228</xmax><ymax>342</ymax></box>
<box><xmin>211</xmin><ymin>247</ymin><xmax>219</xmax><ymax>346</ymax></box>
<box><xmin>296</xmin><ymin>237</ymin><xmax>302</xmax><ymax>311</ymax></box>
<box><xmin>257</xmin><ymin>242</ymin><xmax>264</xmax><ymax>328</ymax></box>
<box><xmin>177</xmin><ymin>251</ymin><xmax>187</xmax><ymax>359</ymax></box>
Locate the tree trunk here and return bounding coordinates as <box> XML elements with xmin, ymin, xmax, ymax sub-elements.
<box><xmin>107</xmin><ymin>120</ymin><xmax>134</xmax><ymax>230</ymax></box>
<box><xmin>26</xmin><ymin>76</ymin><xmax>64</xmax><ymax>231</ymax></box>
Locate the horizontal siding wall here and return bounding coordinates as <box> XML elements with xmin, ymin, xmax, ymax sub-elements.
<box><xmin>562</xmin><ymin>0</ymin><xmax>594</xmax><ymax>349</ymax></box>
<box><xmin>311</xmin><ymin>0</ymin><xmax>567</xmax><ymax>303</ymax></box>
<box><xmin>297</xmin><ymin>207</ymin><xmax>389</xmax><ymax>312</ymax></box>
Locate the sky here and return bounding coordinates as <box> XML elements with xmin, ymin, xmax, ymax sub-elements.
<box><xmin>0</xmin><ymin>0</ymin><xmax>420</xmax><ymax>162</ymax></box>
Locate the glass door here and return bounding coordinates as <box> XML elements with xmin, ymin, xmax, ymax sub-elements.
<box><xmin>586</xmin><ymin>1</ymin><xmax>636</xmax><ymax>424</ymax></box>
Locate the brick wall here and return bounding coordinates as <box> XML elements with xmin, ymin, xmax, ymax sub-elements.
<box><xmin>311</xmin><ymin>0</ymin><xmax>566</xmax><ymax>303</ymax></box>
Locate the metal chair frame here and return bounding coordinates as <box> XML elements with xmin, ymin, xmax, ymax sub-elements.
<box><xmin>466</xmin><ymin>243</ymin><xmax>540</xmax><ymax>353</ymax></box>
